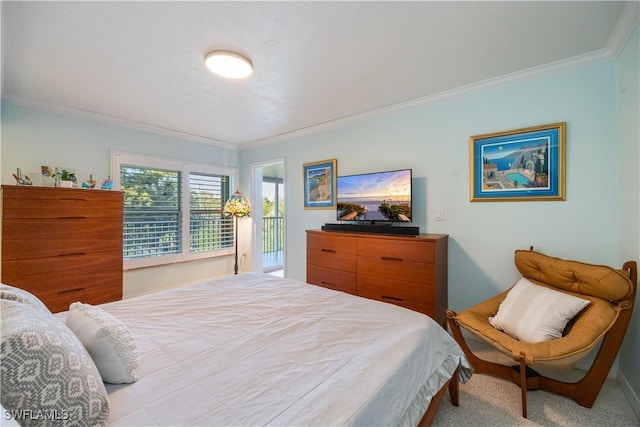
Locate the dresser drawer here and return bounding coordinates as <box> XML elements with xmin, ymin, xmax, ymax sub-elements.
<box><xmin>2</xmin><ymin>187</ymin><xmax>123</xmax><ymax>219</ymax></box>
<box><xmin>357</xmin><ymin>237</ymin><xmax>435</xmax><ymax>263</ymax></box>
<box><xmin>2</xmin><ymin>251</ymin><xmax>123</xmax><ymax>294</ymax></box>
<box><xmin>307</xmin><ymin>264</ymin><xmax>357</xmax><ymax>294</ymax></box>
<box><xmin>2</xmin><ymin>218</ymin><xmax>123</xmax><ymax>260</ymax></box>
<box><xmin>357</xmin><ymin>256</ymin><xmax>435</xmax><ymax>283</ymax></box>
<box><xmin>32</xmin><ymin>283</ymin><xmax>122</xmax><ymax>313</ymax></box>
<box><xmin>307</xmin><ymin>248</ymin><xmax>356</xmax><ymax>272</ymax></box>
<box><xmin>306</xmin><ymin>230</ymin><xmax>447</xmax><ymax>323</ymax></box>
<box><xmin>357</xmin><ymin>275</ymin><xmax>434</xmax><ymax>305</ymax></box>
<box><xmin>307</xmin><ymin>232</ymin><xmax>357</xmax><ymax>255</ymax></box>
<box><xmin>358</xmin><ymin>276</ymin><xmax>436</xmax><ymax>316</ymax></box>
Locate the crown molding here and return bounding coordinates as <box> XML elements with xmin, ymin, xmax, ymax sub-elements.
<box><xmin>1</xmin><ymin>95</ymin><xmax>239</xmax><ymax>151</ymax></box>
<box><xmin>241</xmin><ymin>48</ymin><xmax>616</xmax><ymax>150</ymax></box>
<box><xmin>243</xmin><ymin>4</ymin><xmax>638</xmax><ymax>150</ymax></box>
<box><xmin>6</xmin><ymin>3</ymin><xmax>637</xmax><ymax>153</ymax></box>
<box><xmin>607</xmin><ymin>1</ymin><xmax>640</xmax><ymax>57</ymax></box>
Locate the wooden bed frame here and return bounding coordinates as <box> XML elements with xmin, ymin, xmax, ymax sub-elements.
<box><xmin>418</xmin><ymin>368</ymin><xmax>460</xmax><ymax>426</ymax></box>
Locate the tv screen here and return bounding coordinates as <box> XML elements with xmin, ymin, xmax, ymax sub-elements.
<box><xmin>336</xmin><ymin>169</ymin><xmax>412</xmax><ymax>223</ymax></box>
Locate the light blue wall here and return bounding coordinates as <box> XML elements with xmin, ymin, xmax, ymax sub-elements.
<box><xmin>241</xmin><ymin>58</ymin><xmax>639</xmax><ymax>410</ymax></box>
<box><xmin>0</xmin><ymin>101</ymin><xmax>241</xmax><ymax>296</ymax></box>
<box><xmin>1</xmin><ymin>102</ymin><xmax>238</xmax><ymax>182</ymax></box>
<box><xmin>616</xmin><ymin>23</ymin><xmax>640</xmax><ymax>416</ymax></box>
<box><xmin>242</xmin><ymin>62</ymin><xmax>621</xmax><ymax>306</ymax></box>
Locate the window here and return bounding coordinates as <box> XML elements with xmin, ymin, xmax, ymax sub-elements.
<box><xmin>189</xmin><ymin>172</ymin><xmax>233</xmax><ymax>253</ymax></box>
<box><xmin>121</xmin><ymin>166</ymin><xmax>182</xmax><ymax>259</ymax></box>
<box><xmin>112</xmin><ymin>152</ymin><xmax>237</xmax><ymax>269</ymax></box>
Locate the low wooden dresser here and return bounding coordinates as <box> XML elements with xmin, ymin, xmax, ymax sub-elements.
<box><xmin>1</xmin><ymin>185</ymin><xmax>123</xmax><ymax>312</ymax></box>
<box><xmin>306</xmin><ymin>229</ymin><xmax>448</xmax><ymax>324</ymax></box>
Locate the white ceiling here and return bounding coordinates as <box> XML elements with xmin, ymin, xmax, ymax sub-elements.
<box><xmin>1</xmin><ymin>1</ymin><xmax>632</xmax><ymax>148</ymax></box>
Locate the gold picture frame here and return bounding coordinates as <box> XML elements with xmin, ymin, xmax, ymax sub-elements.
<box><xmin>303</xmin><ymin>159</ymin><xmax>337</xmax><ymax>209</ymax></box>
<box><xmin>470</xmin><ymin>122</ymin><xmax>566</xmax><ymax>202</ymax></box>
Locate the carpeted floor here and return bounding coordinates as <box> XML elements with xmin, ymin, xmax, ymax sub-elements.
<box><xmin>432</xmin><ymin>373</ymin><xmax>639</xmax><ymax>426</ymax></box>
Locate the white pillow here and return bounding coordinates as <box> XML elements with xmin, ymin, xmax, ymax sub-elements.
<box><xmin>489</xmin><ymin>277</ymin><xmax>590</xmax><ymax>343</ymax></box>
<box><xmin>66</xmin><ymin>302</ymin><xmax>139</xmax><ymax>384</ymax></box>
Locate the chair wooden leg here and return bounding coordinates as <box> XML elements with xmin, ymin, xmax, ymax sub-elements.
<box><xmin>538</xmin><ymin>292</ymin><xmax>636</xmax><ymax>408</ymax></box>
<box><xmin>447</xmin><ymin>309</ymin><xmax>531</xmax><ymax>419</ymax></box>
<box><xmin>519</xmin><ymin>352</ymin><xmax>528</xmax><ymax>418</ymax></box>
<box><xmin>445</xmin><ymin>310</ymin><xmax>519</xmax><ymax>379</ymax></box>
<box><xmin>536</xmin><ymin>320</ymin><xmax>629</xmax><ymax>408</ymax></box>
<box><xmin>445</xmin><ymin>310</ymin><xmax>493</xmax><ymax>371</ymax></box>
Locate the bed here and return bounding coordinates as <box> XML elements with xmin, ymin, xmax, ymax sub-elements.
<box><xmin>1</xmin><ymin>273</ymin><xmax>472</xmax><ymax>426</ymax></box>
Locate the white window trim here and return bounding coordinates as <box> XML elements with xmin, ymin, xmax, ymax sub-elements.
<box><xmin>111</xmin><ymin>151</ymin><xmax>237</xmax><ymax>270</ymax></box>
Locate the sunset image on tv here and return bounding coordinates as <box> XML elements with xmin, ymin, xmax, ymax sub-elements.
<box><xmin>337</xmin><ymin>169</ymin><xmax>411</xmax><ymax>222</ymax></box>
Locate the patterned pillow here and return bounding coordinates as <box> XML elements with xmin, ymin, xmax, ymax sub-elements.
<box><xmin>66</xmin><ymin>302</ymin><xmax>139</xmax><ymax>384</ymax></box>
<box><xmin>489</xmin><ymin>277</ymin><xmax>590</xmax><ymax>343</ymax></box>
<box><xmin>0</xmin><ymin>299</ymin><xmax>110</xmax><ymax>427</ymax></box>
<box><xmin>0</xmin><ymin>283</ymin><xmax>51</xmax><ymax>314</ymax></box>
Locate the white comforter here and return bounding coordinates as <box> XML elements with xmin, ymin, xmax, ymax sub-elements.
<box><xmin>57</xmin><ymin>273</ymin><xmax>471</xmax><ymax>426</ymax></box>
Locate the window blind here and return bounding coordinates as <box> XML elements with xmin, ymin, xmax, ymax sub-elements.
<box><xmin>189</xmin><ymin>172</ymin><xmax>234</xmax><ymax>252</ymax></box>
<box><xmin>121</xmin><ymin>166</ymin><xmax>182</xmax><ymax>259</ymax></box>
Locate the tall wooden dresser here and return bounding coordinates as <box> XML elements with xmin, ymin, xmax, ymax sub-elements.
<box><xmin>307</xmin><ymin>229</ymin><xmax>448</xmax><ymax>324</ymax></box>
<box><xmin>1</xmin><ymin>185</ymin><xmax>123</xmax><ymax>312</ymax></box>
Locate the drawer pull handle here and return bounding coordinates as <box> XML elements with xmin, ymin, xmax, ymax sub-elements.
<box><xmin>57</xmin><ymin>252</ymin><xmax>86</xmax><ymax>257</ymax></box>
<box><xmin>58</xmin><ymin>216</ymin><xmax>87</xmax><ymax>220</ymax></box>
<box><xmin>382</xmin><ymin>295</ymin><xmax>403</xmax><ymax>302</ymax></box>
<box><xmin>321</xmin><ymin>249</ymin><xmax>336</xmax><ymax>253</ymax></box>
<box><xmin>321</xmin><ymin>281</ymin><xmax>336</xmax><ymax>287</ymax></box>
<box><xmin>381</xmin><ymin>256</ymin><xmax>404</xmax><ymax>262</ymax></box>
<box><xmin>57</xmin><ymin>287</ymin><xmax>85</xmax><ymax>295</ymax></box>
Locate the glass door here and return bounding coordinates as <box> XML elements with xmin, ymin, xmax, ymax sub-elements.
<box><xmin>252</xmin><ymin>160</ymin><xmax>285</xmax><ymax>276</ymax></box>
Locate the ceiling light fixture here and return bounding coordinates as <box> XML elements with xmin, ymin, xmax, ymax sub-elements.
<box><xmin>205</xmin><ymin>51</ymin><xmax>253</xmax><ymax>79</ymax></box>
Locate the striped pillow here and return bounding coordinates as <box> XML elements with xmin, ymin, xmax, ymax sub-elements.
<box><xmin>489</xmin><ymin>277</ymin><xmax>590</xmax><ymax>343</ymax></box>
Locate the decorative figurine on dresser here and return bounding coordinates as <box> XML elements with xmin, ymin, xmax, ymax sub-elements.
<box><xmin>1</xmin><ymin>185</ymin><xmax>124</xmax><ymax>312</ymax></box>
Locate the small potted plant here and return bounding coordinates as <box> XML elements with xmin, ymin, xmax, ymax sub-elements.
<box><xmin>55</xmin><ymin>169</ymin><xmax>76</xmax><ymax>188</ymax></box>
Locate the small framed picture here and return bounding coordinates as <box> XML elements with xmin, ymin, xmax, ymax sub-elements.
<box><xmin>303</xmin><ymin>159</ymin><xmax>337</xmax><ymax>209</ymax></box>
<box><xmin>470</xmin><ymin>122</ymin><xmax>566</xmax><ymax>202</ymax></box>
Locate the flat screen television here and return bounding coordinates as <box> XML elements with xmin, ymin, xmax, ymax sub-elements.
<box><xmin>336</xmin><ymin>169</ymin><xmax>412</xmax><ymax>223</ymax></box>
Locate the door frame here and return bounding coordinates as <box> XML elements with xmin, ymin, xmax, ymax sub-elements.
<box><xmin>250</xmin><ymin>157</ymin><xmax>285</xmax><ymax>275</ymax></box>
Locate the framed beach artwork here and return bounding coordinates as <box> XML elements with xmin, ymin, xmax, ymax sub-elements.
<box><xmin>303</xmin><ymin>159</ymin><xmax>337</xmax><ymax>209</ymax></box>
<box><xmin>470</xmin><ymin>122</ymin><xmax>566</xmax><ymax>202</ymax></box>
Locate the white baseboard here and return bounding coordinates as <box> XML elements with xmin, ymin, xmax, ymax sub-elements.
<box><xmin>617</xmin><ymin>369</ymin><xmax>640</xmax><ymax>420</ymax></box>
